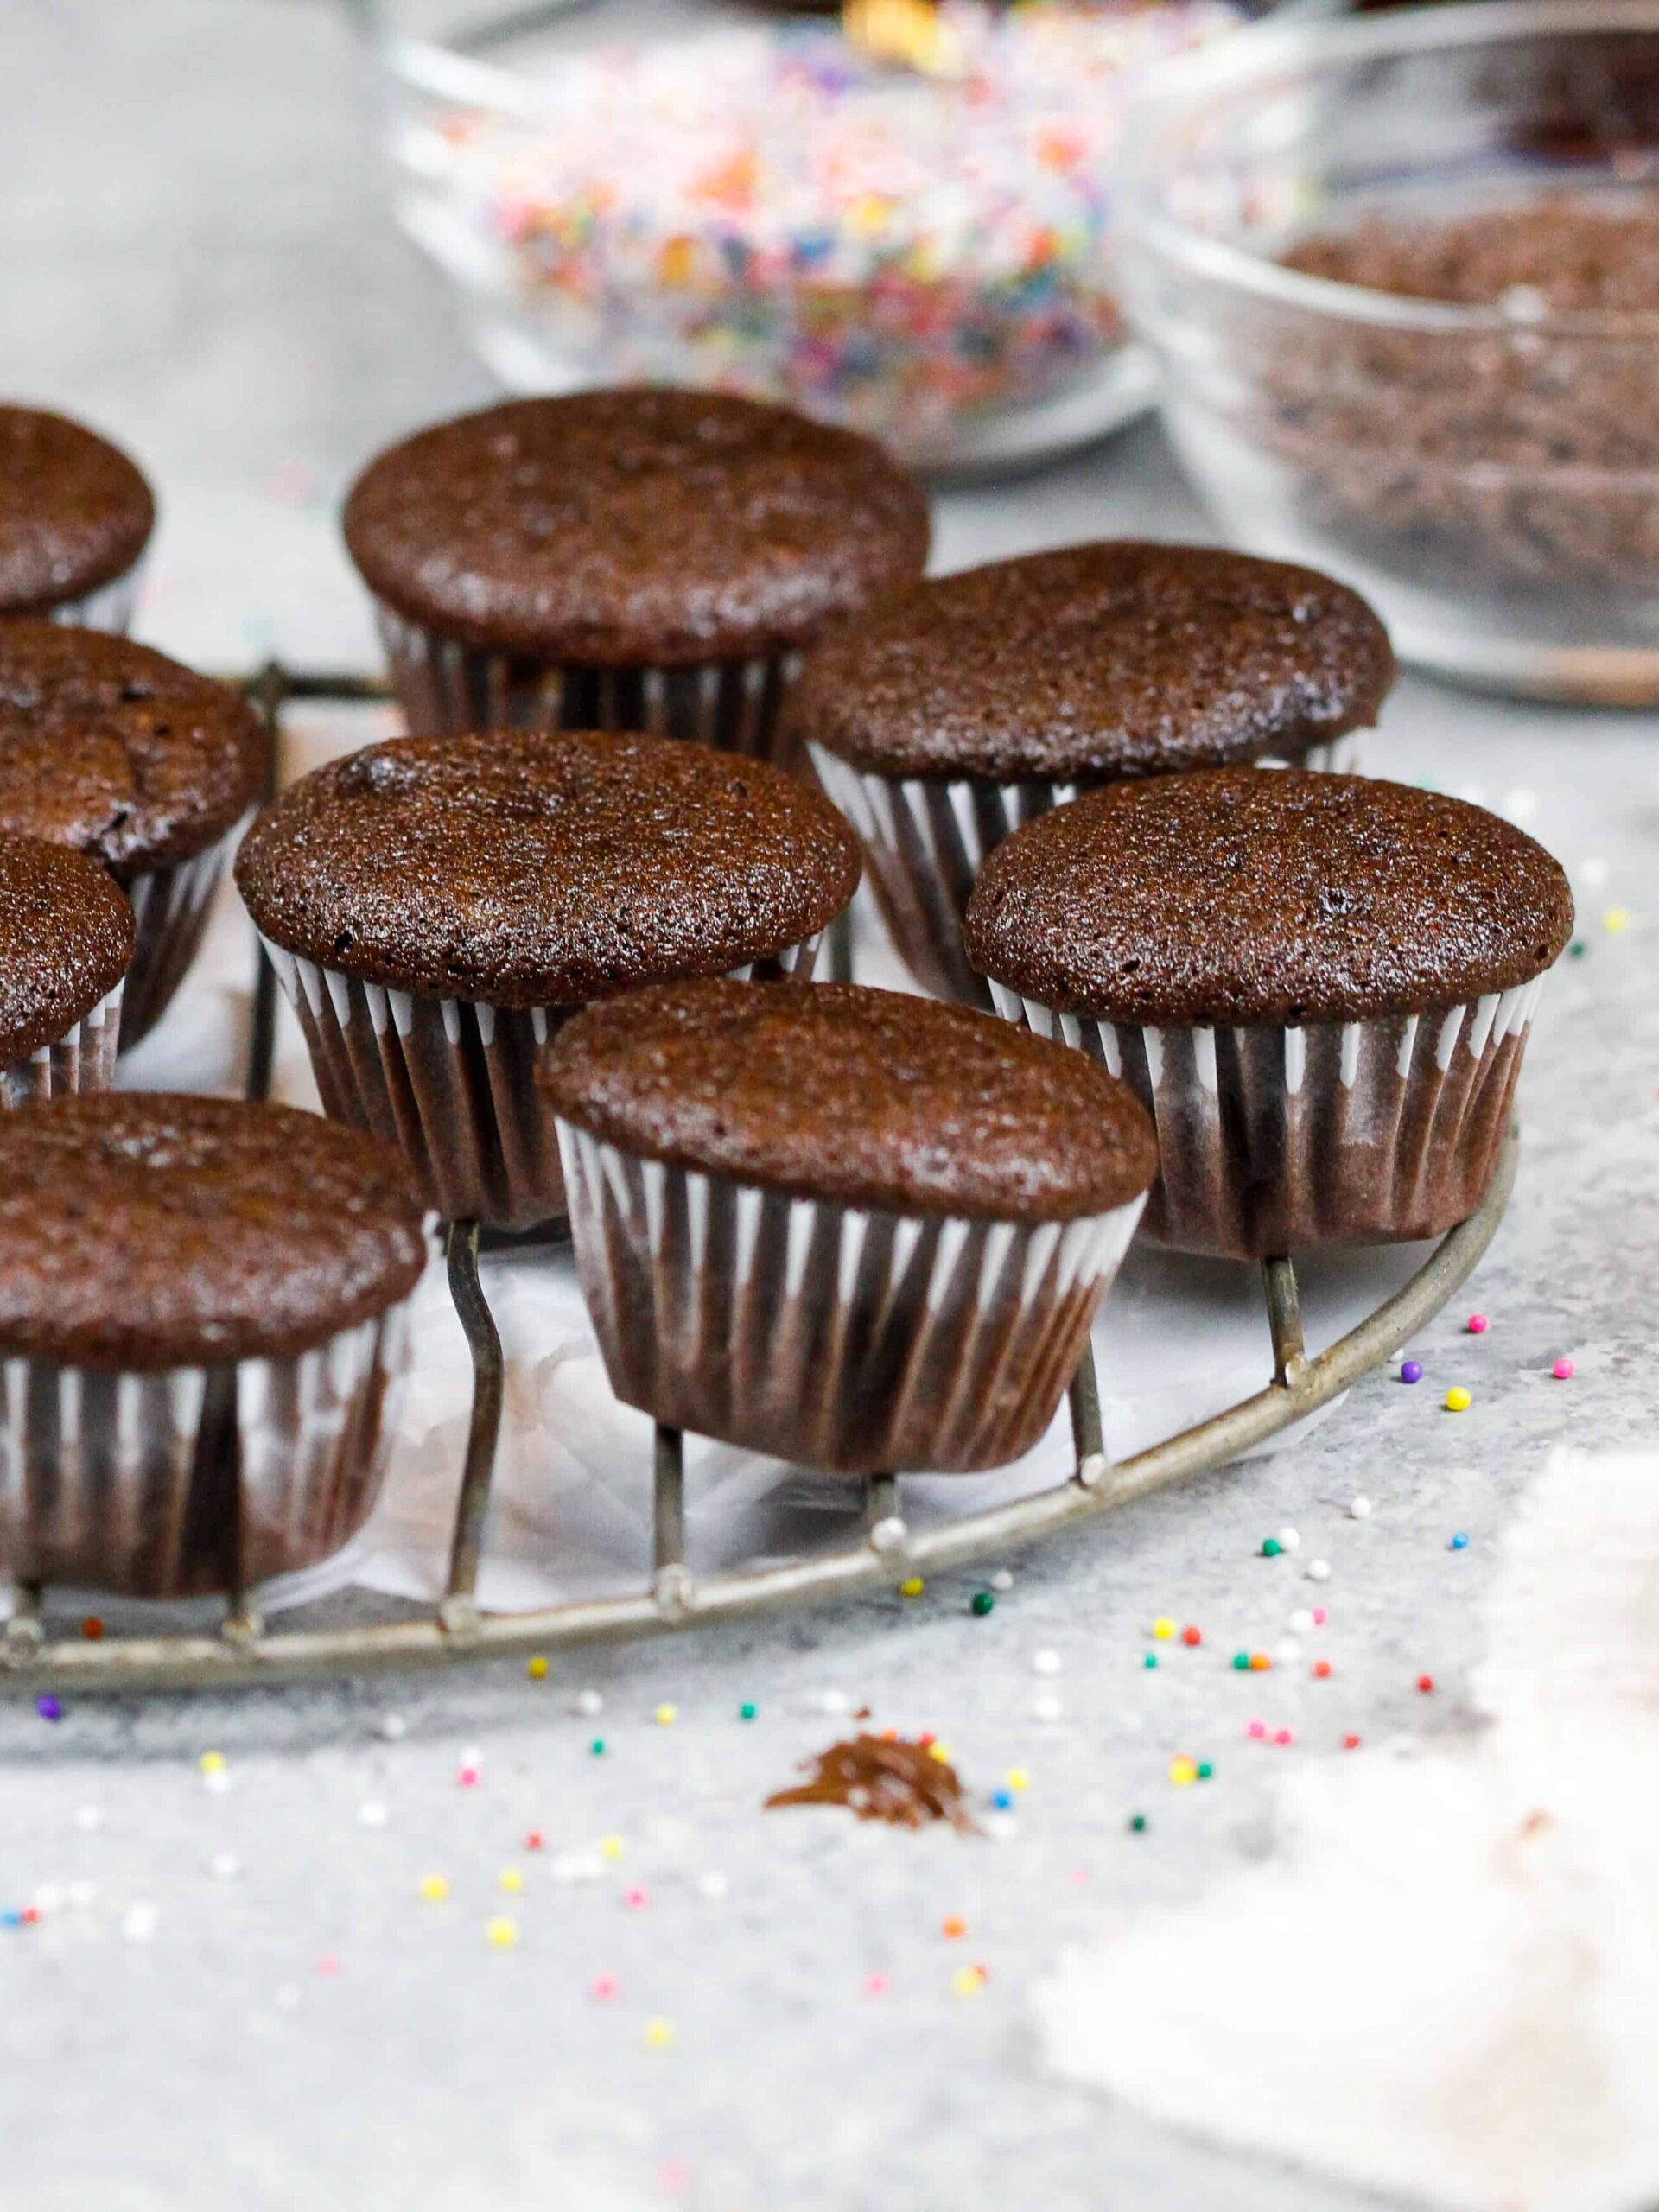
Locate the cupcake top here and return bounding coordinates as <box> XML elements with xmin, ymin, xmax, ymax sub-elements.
<box><xmin>540</xmin><ymin>977</ymin><xmax>1157</xmax><ymax>1221</ymax></box>
<box><xmin>341</xmin><ymin>389</ymin><xmax>931</xmax><ymax>664</ymax></box>
<box><xmin>0</xmin><ymin>1095</ymin><xmax>428</xmax><ymax>1370</ymax></box>
<box><xmin>0</xmin><ymin>406</ymin><xmax>155</xmax><ymax>615</ymax></box>
<box><xmin>793</xmin><ymin>542</ymin><xmax>1394</xmax><ymax>784</ymax></box>
<box><xmin>0</xmin><ymin>833</ymin><xmax>134</xmax><ymax>1064</ymax></box>
<box><xmin>235</xmin><ymin>730</ymin><xmax>861</xmax><ymax>1007</ymax></box>
<box><xmin>0</xmin><ymin>622</ymin><xmax>267</xmax><ymax>874</ymax></box>
<box><xmin>964</xmin><ymin>769</ymin><xmax>1574</xmax><ymax>1027</ymax></box>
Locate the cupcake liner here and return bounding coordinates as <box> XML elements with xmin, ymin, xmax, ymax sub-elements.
<box><xmin>264</xmin><ymin>931</ymin><xmax>823</xmax><ymax>1230</ymax></box>
<box><xmin>0</xmin><ymin>1300</ymin><xmax>412</xmax><ymax>1599</ymax></box>
<box><xmin>374</xmin><ymin>601</ymin><xmax>805</xmax><ymax>766</ymax></box>
<box><xmin>986</xmin><ymin>971</ymin><xmax>1547</xmax><ymax>1259</ymax></box>
<box><xmin>118</xmin><ymin>811</ymin><xmax>251</xmax><ymax>1051</ymax></box>
<box><xmin>0</xmin><ymin>984</ymin><xmax>124</xmax><ymax>1109</ymax></box>
<box><xmin>555</xmin><ymin>1122</ymin><xmax>1143</xmax><ymax>1473</ymax></box>
<box><xmin>44</xmin><ymin>552</ymin><xmax>147</xmax><ymax>638</ymax></box>
<box><xmin>810</xmin><ymin>736</ymin><xmax>1362</xmax><ymax>1007</ymax></box>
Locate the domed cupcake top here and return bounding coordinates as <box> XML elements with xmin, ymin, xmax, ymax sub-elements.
<box><xmin>0</xmin><ymin>833</ymin><xmax>133</xmax><ymax>1065</ymax></box>
<box><xmin>341</xmin><ymin>389</ymin><xmax>930</xmax><ymax>663</ymax></box>
<box><xmin>540</xmin><ymin>977</ymin><xmax>1157</xmax><ymax>1221</ymax></box>
<box><xmin>235</xmin><ymin>730</ymin><xmax>861</xmax><ymax>1007</ymax></box>
<box><xmin>964</xmin><ymin>769</ymin><xmax>1574</xmax><ymax>1027</ymax></box>
<box><xmin>0</xmin><ymin>406</ymin><xmax>155</xmax><ymax>614</ymax></box>
<box><xmin>0</xmin><ymin>1095</ymin><xmax>427</xmax><ymax>1369</ymax></box>
<box><xmin>0</xmin><ymin>622</ymin><xmax>266</xmax><ymax>874</ymax></box>
<box><xmin>793</xmin><ymin>542</ymin><xmax>1394</xmax><ymax>784</ymax></box>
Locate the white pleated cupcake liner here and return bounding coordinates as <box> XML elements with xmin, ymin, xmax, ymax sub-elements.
<box><xmin>986</xmin><ymin>971</ymin><xmax>1548</xmax><ymax>1259</ymax></box>
<box><xmin>810</xmin><ymin>736</ymin><xmax>1361</xmax><ymax>1007</ymax></box>
<box><xmin>118</xmin><ymin>810</ymin><xmax>250</xmax><ymax>1051</ymax></box>
<box><xmin>0</xmin><ymin>983</ymin><xmax>124</xmax><ymax>1109</ymax></box>
<box><xmin>0</xmin><ymin>1300</ymin><xmax>412</xmax><ymax>1599</ymax></box>
<box><xmin>555</xmin><ymin>1121</ymin><xmax>1144</xmax><ymax>1474</ymax></box>
<box><xmin>264</xmin><ymin>931</ymin><xmax>823</xmax><ymax>1230</ymax></box>
<box><xmin>374</xmin><ymin>601</ymin><xmax>805</xmax><ymax>766</ymax></box>
<box><xmin>43</xmin><ymin>552</ymin><xmax>147</xmax><ymax>637</ymax></box>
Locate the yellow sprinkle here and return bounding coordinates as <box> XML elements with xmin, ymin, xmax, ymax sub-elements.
<box><xmin>199</xmin><ymin>1751</ymin><xmax>226</xmax><ymax>1775</ymax></box>
<box><xmin>899</xmin><ymin>1576</ymin><xmax>925</xmax><ymax>1599</ymax></box>
<box><xmin>927</xmin><ymin>1741</ymin><xmax>953</xmax><ymax>1764</ymax></box>
<box><xmin>600</xmin><ymin>1834</ymin><xmax>626</xmax><ymax>1860</ymax></box>
<box><xmin>1446</xmin><ymin>1387</ymin><xmax>1472</xmax><ymax>1413</ymax></box>
<box><xmin>1605</xmin><ymin>907</ymin><xmax>1630</xmax><ymax>933</ymax></box>
<box><xmin>486</xmin><ymin>1916</ymin><xmax>518</xmax><ymax>1949</ymax></box>
<box><xmin>654</xmin><ymin>1703</ymin><xmax>677</xmax><ymax>1727</ymax></box>
<box><xmin>951</xmin><ymin>1966</ymin><xmax>986</xmax><ymax>1999</ymax></box>
<box><xmin>644</xmin><ymin>2016</ymin><xmax>676</xmax><ymax>2048</ymax></box>
<box><xmin>1168</xmin><ymin>1756</ymin><xmax>1198</xmax><ymax>1787</ymax></box>
<box><xmin>1005</xmin><ymin>1768</ymin><xmax>1029</xmax><ymax>1795</ymax></box>
<box><xmin>499</xmin><ymin>1867</ymin><xmax>524</xmax><ymax>1894</ymax></box>
<box><xmin>1151</xmin><ymin>1617</ymin><xmax>1177</xmax><ymax>1641</ymax></box>
<box><xmin>526</xmin><ymin>1655</ymin><xmax>549</xmax><ymax>1681</ymax></box>
<box><xmin>418</xmin><ymin>1874</ymin><xmax>449</xmax><ymax>1903</ymax></box>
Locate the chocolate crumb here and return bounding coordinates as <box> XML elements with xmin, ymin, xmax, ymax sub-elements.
<box><xmin>765</xmin><ymin>1735</ymin><xmax>980</xmax><ymax>1832</ymax></box>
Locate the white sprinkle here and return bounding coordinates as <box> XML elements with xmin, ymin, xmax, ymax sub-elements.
<box><xmin>458</xmin><ymin>1744</ymin><xmax>482</xmax><ymax>1769</ymax></box>
<box><xmin>1032</xmin><ymin>1649</ymin><xmax>1063</xmax><ymax>1678</ymax></box>
<box><xmin>1287</xmin><ymin>1609</ymin><xmax>1314</xmax><ymax>1637</ymax></box>
<box><xmin>982</xmin><ymin>1812</ymin><xmax>1019</xmax><ymax>1843</ymax></box>
<box><xmin>988</xmin><ymin>1570</ymin><xmax>1014</xmax><ymax>1593</ymax></box>
<box><xmin>1032</xmin><ymin>1692</ymin><xmax>1065</xmax><ymax>1724</ymax></box>
<box><xmin>273</xmin><ymin>1983</ymin><xmax>302</xmax><ymax>2012</ymax></box>
<box><xmin>696</xmin><ymin>1871</ymin><xmax>728</xmax><ymax>1901</ymax></box>
<box><xmin>377</xmin><ymin>1713</ymin><xmax>409</xmax><ymax>1742</ymax></box>
<box><xmin>73</xmin><ymin>1804</ymin><xmax>103</xmax><ymax>1833</ymax></box>
<box><xmin>33</xmin><ymin>1884</ymin><xmax>63</xmax><ymax>1916</ymax></box>
<box><xmin>1306</xmin><ymin>1559</ymin><xmax>1332</xmax><ymax>1583</ymax></box>
<box><xmin>549</xmin><ymin>1851</ymin><xmax>606</xmax><ymax>1885</ymax></box>
<box><xmin>209</xmin><ymin>1852</ymin><xmax>241</xmax><ymax>1881</ymax></box>
<box><xmin>1580</xmin><ymin>857</ymin><xmax>1609</xmax><ymax>887</ymax></box>
<box><xmin>356</xmin><ymin>1800</ymin><xmax>389</xmax><ymax>1830</ymax></box>
<box><xmin>1276</xmin><ymin>1528</ymin><xmax>1302</xmax><ymax>1553</ymax></box>
<box><xmin>1350</xmin><ymin>1496</ymin><xmax>1374</xmax><ymax>1521</ymax></box>
<box><xmin>569</xmin><ymin>1688</ymin><xmax>604</xmax><ymax>1719</ymax></box>
<box><xmin>1502</xmin><ymin>786</ymin><xmax>1539</xmax><ymax>824</ymax></box>
<box><xmin>811</xmin><ymin>1689</ymin><xmax>852</xmax><ymax>1717</ymax></box>
<box><xmin>201</xmin><ymin>1767</ymin><xmax>232</xmax><ymax>1796</ymax></box>
<box><xmin>66</xmin><ymin>1879</ymin><xmax>96</xmax><ymax>1910</ymax></box>
<box><xmin>122</xmin><ymin>1900</ymin><xmax>159</xmax><ymax>1942</ymax></box>
<box><xmin>1278</xmin><ymin>1639</ymin><xmax>1303</xmax><ymax>1666</ymax></box>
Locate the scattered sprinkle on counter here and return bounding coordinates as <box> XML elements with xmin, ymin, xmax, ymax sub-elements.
<box><xmin>1446</xmin><ymin>1388</ymin><xmax>1472</xmax><ymax>1413</ymax></box>
<box><xmin>1401</xmin><ymin>1360</ymin><xmax>1424</xmax><ymax>1384</ymax></box>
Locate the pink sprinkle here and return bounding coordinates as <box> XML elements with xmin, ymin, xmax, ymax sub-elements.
<box><xmin>657</xmin><ymin>2161</ymin><xmax>691</xmax><ymax>2196</ymax></box>
<box><xmin>863</xmin><ymin>1971</ymin><xmax>889</xmax><ymax>1998</ymax></box>
<box><xmin>315</xmin><ymin>1954</ymin><xmax>340</xmax><ymax>1978</ymax></box>
<box><xmin>1272</xmin><ymin>1727</ymin><xmax>1294</xmax><ymax>1747</ymax></box>
<box><xmin>1553</xmin><ymin>1357</ymin><xmax>1575</xmax><ymax>1381</ymax></box>
<box><xmin>1246</xmin><ymin>1719</ymin><xmax>1267</xmax><ymax>1740</ymax></box>
<box><xmin>589</xmin><ymin>1974</ymin><xmax>620</xmax><ymax>2002</ymax></box>
<box><xmin>623</xmin><ymin>1885</ymin><xmax>650</xmax><ymax>1910</ymax></box>
<box><xmin>1068</xmin><ymin>1866</ymin><xmax>1091</xmax><ymax>1885</ymax></box>
<box><xmin>457</xmin><ymin>1765</ymin><xmax>480</xmax><ymax>1789</ymax></box>
<box><xmin>1311</xmin><ymin>1606</ymin><xmax>1328</xmax><ymax>1627</ymax></box>
<box><xmin>1466</xmin><ymin>1314</ymin><xmax>1489</xmax><ymax>1335</ymax></box>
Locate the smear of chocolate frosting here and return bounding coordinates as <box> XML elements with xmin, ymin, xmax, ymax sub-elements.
<box><xmin>765</xmin><ymin>1734</ymin><xmax>979</xmax><ymax>1833</ymax></box>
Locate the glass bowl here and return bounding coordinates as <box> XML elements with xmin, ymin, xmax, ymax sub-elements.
<box><xmin>365</xmin><ymin>0</ymin><xmax>1263</xmax><ymax>474</ymax></box>
<box><xmin>1118</xmin><ymin>0</ymin><xmax>1659</xmax><ymax>704</ymax></box>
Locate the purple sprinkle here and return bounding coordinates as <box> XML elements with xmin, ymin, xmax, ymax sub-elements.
<box><xmin>35</xmin><ymin>1695</ymin><xmax>61</xmax><ymax>1723</ymax></box>
<box><xmin>1401</xmin><ymin>1360</ymin><xmax>1424</xmax><ymax>1385</ymax></box>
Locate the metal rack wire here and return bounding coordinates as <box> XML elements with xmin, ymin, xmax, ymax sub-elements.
<box><xmin>0</xmin><ymin>666</ymin><xmax>1518</xmax><ymax>1694</ymax></box>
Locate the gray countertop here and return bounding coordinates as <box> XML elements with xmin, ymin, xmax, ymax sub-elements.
<box><xmin>4</xmin><ymin>6</ymin><xmax>1657</xmax><ymax>2209</ymax></box>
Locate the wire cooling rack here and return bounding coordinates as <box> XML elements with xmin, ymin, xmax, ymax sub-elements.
<box><xmin>0</xmin><ymin>665</ymin><xmax>1518</xmax><ymax>1694</ymax></box>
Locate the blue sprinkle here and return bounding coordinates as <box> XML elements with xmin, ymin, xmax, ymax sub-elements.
<box><xmin>991</xmin><ymin>1789</ymin><xmax>1014</xmax><ymax>1811</ymax></box>
<box><xmin>1</xmin><ymin>1910</ymin><xmax>22</xmax><ymax>1929</ymax></box>
<box><xmin>1450</xmin><ymin>1532</ymin><xmax>1470</xmax><ymax>1551</ymax></box>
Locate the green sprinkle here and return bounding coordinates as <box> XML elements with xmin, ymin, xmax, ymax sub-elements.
<box><xmin>1128</xmin><ymin>1813</ymin><xmax>1147</xmax><ymax>1834</ymax></box>
<box><xmin>738</xmin><ymin>1701</ymin><xmax>757</xmax><ymax>1721</ymax></box>
<box><xmin>1197</xmin><ymin>1760</ymin><xmax>1214</xmax><ymax>1780</ymax></box>
<box><xmin>1262</xmin><ymin>1538</ymin><xmax>1282</xmax><ymax>1558</ymax></box>
<box><xmin>1569</xmin><ymin>941</ymin><xmax>1587</xmax><ymax>959</ymax></box>
<box><xmin>1232</xmin><ymin>1651</ymin><xmax>1250</xmax><ymax>1671</ymax></box>
<box><xmin>1143</xmin><ymin>1652</ymin><xmax>1158</xmax><ymax>1670</ymax></box>
<box><xmin>588</xmin><ymin>1738</ymin><xmax>607</xmax><ymax>1756</ymax></box>
<box><xmin>970</xmin><ymin>1592</ymin><xmax>995</xmax><ymax>1618</ymax></box>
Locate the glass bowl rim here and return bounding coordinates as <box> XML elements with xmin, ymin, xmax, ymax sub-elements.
<box><xmin>1117</xmin><ymin>0</ymin><xmax>1659</xmax><ymax>341</ymax></box>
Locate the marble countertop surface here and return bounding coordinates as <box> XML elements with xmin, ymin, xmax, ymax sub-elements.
<box><xmin>3</xmin><ymin>5</ymin><xmax>1657</xmax><ymax>2209</ymax></box>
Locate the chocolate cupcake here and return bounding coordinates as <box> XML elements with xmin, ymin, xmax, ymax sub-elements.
<box><xmin>342</xmin><ymin>388</ymin><xmax>930</xmax><ymax>765</ymax></box>
<box><xmin>0</xmin><ymin>622</ymin><xmax>267</xmax><ymax>1046</ymax></box>
<box><xmin>541</xmin><ymin>978</ymin><xmax>1155</xmax><ymax>1472</ymax></box>
<box><xmin>0</xmin><ymin>1094</ymin><xmax>426</xmax><ymax>1598</ymax></box>
<box><xmin>0</xmin><ymin>834</ymin><xmax>132</xmax><ymax>1104</ymax></box>
<box><xmin>964</xmin><ymin>768</ymin><xmax>1573</xmax><ymax>1258</ymax></box>
<box><xmin>796</xmin><ymin>542</ymin><xmax>1394</xmax><ymax>1004</ymax></box>
<box><xmin>0</xmin><ymin>405</ymin><xmax>155</xmax><ymax>632</ymax></box>
<box><xmin>236</xmin><ymin>730</ymin><xmax>861</xmax><ymax>1229</ymax></box>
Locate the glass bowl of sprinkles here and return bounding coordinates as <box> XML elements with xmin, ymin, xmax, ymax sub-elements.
<box><xmin>367</xmin><ymin>0</ymin><xmax>1260</xmax><ymax>473</ymax></box>
<box><xmin>1118</xmin><ymin>0</ymin><xmax>1659</xmax><ymax>704</ymax></box>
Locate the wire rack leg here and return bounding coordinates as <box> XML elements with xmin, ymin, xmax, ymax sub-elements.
<box><xmin>442</xmin><ymin>1221</ymin><xmax>504</xmax><ymax>1633</ymax></box>
<box><xmin>243</xmin><ymin>661</ymin><xmax>285</xmax><ymax>1105</ymax></box>
<box><xmin>1262</xmin><ymin>1257</ymin><xmax>1311</xmax><ymax>1393</ymax></box>
<box><xmin>1068</xmin><ymin>1342</ymin><xmax>1110</xmax><ymax>1490</ymax></box>
<box><xmin>826</xmin><ymin>906</ymin><xmax>855</xmax><ymax>984</ymax></box>
<box><xmin>3</xmin><ymin>1581</ymin><xmax>42</xmax><ymax>1658</ymax></box>
<box><xmin>652</xmin><ymin>1426</ymin><xmax>693</xmax><ymax>1619</ymax></box>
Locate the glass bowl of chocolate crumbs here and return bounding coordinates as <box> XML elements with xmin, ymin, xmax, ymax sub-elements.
<box><xmin>1119</xmin><ymin>1</ymin><xmax>1659</xmax><ymax>704</ymax></box>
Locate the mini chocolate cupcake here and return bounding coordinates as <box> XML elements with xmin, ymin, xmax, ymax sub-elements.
<box><xmin>540</xmin><ymin>978</ymin><xmax>1156</xmax><ymax>1473</ymax></box>
<box><xmin>0</xmin><ymin>1094</ymin><xmax>426</xmax><ymax>1598</ymax></box>
<box><xmin>0</xmin><ymin>405</ymin><xmax>155</xmax><ymax>632</ymax></box>
<box><xmin>342</xmin><ymin>388</ymin><xmax>931</xmax><ymax>764</ymax></box>
<box><xmin>0</xmin><ymin>834</ymin><xmax>132</xmax><ymax>1104</ymax></box>
<box><xmin>964</xmin><ymin>768</ymin><xmax>1573</xmax><ymax>1258</ymax></box>
<box><xmin>236</xmin><ymin>730</ymin><xmax>861</xmax><ymax>1229</ymax></box>
<box><xmin>0</xmin><ymin>622</ymin><xmax>267</xmax><ymax>1046</ymax></box>
<box><xmin>796</xmin><ymin>542</ymin><xmax>1394</xmax><ymax>1004</ymax></box>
